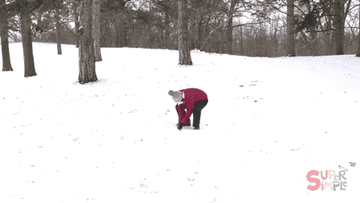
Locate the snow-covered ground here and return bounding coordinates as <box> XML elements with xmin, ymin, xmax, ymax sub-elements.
<box><xmin>1</xmin><ymin>43</ymin><xmax>359</xmax><ymax>203</ymax></box>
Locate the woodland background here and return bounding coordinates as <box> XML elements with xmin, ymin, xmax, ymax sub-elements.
<box><xmin>2</xmin><ymin>0</ymin><xmax>360</xmax><ymax>58</ymax></box>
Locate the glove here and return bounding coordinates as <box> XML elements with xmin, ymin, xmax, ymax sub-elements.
<box><xmin>176</xmin><ymin>123</ymin><xmax>183</xmax><ymax>130</ymax></box>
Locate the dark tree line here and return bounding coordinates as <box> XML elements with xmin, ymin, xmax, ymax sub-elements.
<box><xmin>2</xmin><ymin>0</ymin><xmax>360</xmax><ymax>83</ymax></box>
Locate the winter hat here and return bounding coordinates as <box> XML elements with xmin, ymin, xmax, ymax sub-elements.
<box><xmin>168</xmin><ymin>90</ymin><xmax>182</xmax><ymax>102</ymax></box>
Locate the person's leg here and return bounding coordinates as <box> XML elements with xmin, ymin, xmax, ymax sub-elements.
<box><xmin>192</xmin><ymin>99</ymin><xmax>208</xmax><ymax>129</ymax></box>
<box><xmin>193</xmin><ymin>109</ymin><xmax>200</xmax><ymax>128</ymax></box>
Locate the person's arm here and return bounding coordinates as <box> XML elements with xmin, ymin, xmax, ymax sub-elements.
<box><xmin>180</xmin><ymin>103</ymin><xmax>194</xmax><ymax>125</ymax></box>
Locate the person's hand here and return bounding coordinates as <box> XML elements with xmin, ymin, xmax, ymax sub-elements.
<box><xmin>176</xmin><ymin>123</ymin><xmax>183</xmax><ymax>130</ymax></box>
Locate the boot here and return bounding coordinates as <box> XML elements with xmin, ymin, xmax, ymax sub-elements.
<box><xmin>176</xmin><ymin>120</ymin><xmax>191</xmax><ymax>127</ymax></box>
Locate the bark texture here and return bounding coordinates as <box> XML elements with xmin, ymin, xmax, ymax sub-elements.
<box><xmin>78</xmin><ymin>0</ymin><xmax>97</xmax><ymax>84</ymax></box>
<box><xmin>1</xmin><ymin>0</ymin><xmax>13</xmax><ymax>71</ymax></box>
<box><xmin>357</xmin><ymin>0</ymin><xmax>360</xmax><ymax>56</ymax></box>
<box><xmin>196</xmin><ymin>14</ymin><xmax>203</xmax><ymax>50</ymax></box>
<box><xmin>334</xmin><ymin>0</ymin><xmax>344</xmax><ymax>54</ymax></box>
<box><xmin>75</xmin><ymin>0</ymin><xmax>80</xmax><ymax>48</ymax></box>
<box><xmin>177</xmin><ymin>0</ymin><xmax>192</xmax><ymax>65</ymax></box>
<box><xmin>238</xmin><ymin>26</ymin><xmax>243</xmax><ymax>55</ymax></box>
<box><xmin>164</xmin><ymin>7</ymin><xmax>170</xmax><ymax>49</ymax></box>
<box><xmin>286</xmin><ymin>0</ymin><xmax>295</xmax><ymax>56</ymax></box>
<box><xmin>20</xmin><ymin>5</ymin><xmax>37</xmax><ymax>77</ymax></box>
<box><xmin>92</xmin><ymin>0</ymin><xmax>102</xmax><ymax>61</ymax></box>
<box><xmin>226</xmin><ymin>0</ymin><xmax>236</xmax><ymax>54</ymax></box>
<box><xmin>55</xmin><ymin>7</ymin><xmax>62</xmax><ymax>55</ymax></box>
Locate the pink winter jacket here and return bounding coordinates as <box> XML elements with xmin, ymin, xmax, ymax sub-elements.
<box><xmin>176</xmin><ymin>88</ymin><xmax>208</xmax><ymax>125</ymax></box>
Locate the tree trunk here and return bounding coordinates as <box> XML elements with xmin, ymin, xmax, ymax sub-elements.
<box><xmin>334</xmin><ymin>0</ymin><xmax>344</xmax><ymax>54</ymax></box>
<box><xmin>92</xmin><ymin>0</ymin><xmax>102</xmax><ymax>61</ymax></box>
<box><xmin>227</xmin><ymin>0</ymin><xmax>236</xmax><ymax>54</ymax></box>
<box><xmin>1</xmin><ymin>1</ymin><xmax>13</xmax><ymax>72</ymax></box>
<box><xmin>324</xmin><ymin>16</ymin><xmax>333</xmax><ymax>55</ymax></box>
<box><xmin>20</xmin><ymin>7</ymin><xmax>37</xmax><ymax>77</ymax></box>
<box><xmin>309</xmin><ymin>26</ymin><xmax>318</xmax><ymax>56</ymax></box>
<box><xmin>121</xmin><ymin>13</ymin><xmax>127</xmax><ymax>47</ymax></box>
<box><xmin>75</xmin><ymin>0</ymin><xmax>80</xmax><ymax>48</ymax></box>
<box><xmin>78</xmin><ymin>0</ymin><xmax>97</xmax><ymax>84</ymax></box>
<box><xmin>115</xmin><ymin>14</ymin><xmax>127</xmax><ymax>47</ymax></box>
<box><xmin>55</xmin><ymin>7</ymin><xmax>62</xmax><ymax>55</ymax></box>
<box><xmin>274</xmin><ymin>28</ymin><xmax>277</xmax><ymax>57</ymax></box>
<box><xmin>196</xmin><ymin>14</ymin><xmax>203</xmax><ymax>50</ymax></box>
<box><xmin>286</xmin><ymin>0</ymin><xmax>295</xmax><ymax>56</ymax></box>
<box><xmin>356</xmin><ymin>0</ymin><xmax>360</xmax><ymax>56</ymax></box>
<box><xmin>101</xmin><ymin>21</ymin><xmax>111</xmax><ymax>47</ymax></box>
<box><xmin>164</xmin><ymin>7</ymin><xmax>170</xmax><ymax>49</ymax></box>
<box><xmin>177</xmin><ymin>0</ymin><xmax>192</xmax><ymax>65</ymax></box>
<box><xmin>238</xmin><ymin>26</ymin><xmax>243</xmax><ymax>55</ymax></box>
<box><xmin>271</xmin><ymin>18</ymin><xmax>278</xmax><ymax>57</ymax></box>
<box><xmin>115</xmin><ymin>19</ymin><xmax>120</xmax><ymax>47</ymax></box>
<box><xmin>306</xmin><ymin>4</ymin><xmax>318</xmax><ymax>56</ymax></box>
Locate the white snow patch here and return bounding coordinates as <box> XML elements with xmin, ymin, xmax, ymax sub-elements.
<box><xmin>0</xmin><ymin>43</ymin><xmax>359</xmax><ymax>203</ymax></box>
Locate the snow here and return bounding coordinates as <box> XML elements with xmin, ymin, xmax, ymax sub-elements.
<box><xmin>1</xmin><ymin>42</ymin><xmax>360</xmax><ymax>203</ymax></box>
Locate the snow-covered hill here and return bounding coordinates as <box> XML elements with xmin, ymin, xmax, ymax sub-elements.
<box><xmin>1</xmin><ymin>43</ymin><xmax>359</xmax><ymax>203</ymax></box>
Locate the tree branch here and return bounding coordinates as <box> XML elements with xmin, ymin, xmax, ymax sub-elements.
<box><xmin>199</xmin><ymin>21</ymin><xmax>225</xmax><ymax>51</ymax></box>
<box><xmin>298</xmin><ymin>33</ymin><xmax>323</xmax><ymax>50</ymax></box>
<box><xmin>294</xmin><ymin>4</ymin><xmax>306</xmax><ymax>16</ymax></box>
<box><xmin>267</xmin><ymin>4</ymin><xmax>287</xmax><ymax>15</ymax></box>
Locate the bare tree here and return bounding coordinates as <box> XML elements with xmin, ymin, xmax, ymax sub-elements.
<box><xmin>177</xmin><ymin>0</ymin><xmax>192</xmax><ymax>65</ymax></box>
<box><xmin>238</xmin><ymin>25</ymin><xmax>243</xmax><ymax>55</ymax></box>
<box><xmin>92</xmin><ymin>0</ymin><xmax>102</xmax><ymax>61</ymax></box>
<box><xmin>1</xmin><ymin>0</ymin><xmax>13</xmax><ymax>71</ymax></box>
<box><xmin>287</xmin><ymin>0</ymin><xmax>295</xmax><ymax>56</ymax></box>
<box><xmin>334</xmin><ymin>0</ymin><xmax>344</xmax><ymax>54</ymax></box>
<box><xmin>227</xmin><ymin>0</ymin><xmax>237</xmax><ymax>54</ymax></box>
<box><xmin>114</xmin><ymin>1</ymin><xmax>128</xmax><ymax>47</ymax></box>
<box><xmin>78</xmin><ymin>0</ymin><xmax>97</xmax><ymax>84</ymax></box>
<box><xmin>74</xmin><ymin>0</ymin><xmax>80</xmax><ymax>47</ymax></box>
<box><xmin>357</xmin><ymin>0</ymin><xmax>360</xmax><ymax>56</ymax></box>
<box><xmin>116</xmin><ymin>18</ymin><xmax>126</xmax><ymax>46</ymax></box>
<box><xmin>20</xmin><ymin>1</ymin><xmax>37</xmax><ymax>77</ymax></box>
<box><xmin>305</xmin><ymin>2</ymin><xmax>318</xmax><ymax>55</ymax></box>
<box><xmin>55</xmin><ymin>6</ymin><xmax>62</xmax><ymax>55</ymax></box>
<box><xmin>164</xmin><ymin>4</ymin><xmax>170</xmax><ymax>49</ymax></box>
